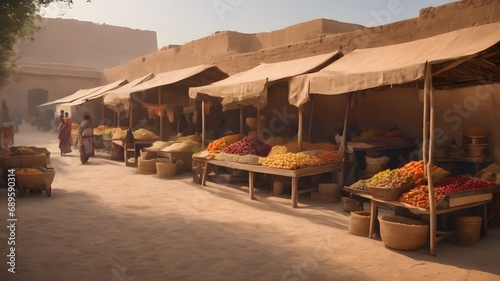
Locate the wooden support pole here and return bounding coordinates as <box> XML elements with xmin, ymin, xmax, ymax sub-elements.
<box><xmin>308</xmin><ymin>95</ymin><xmax>315</xmax><ymax>142</ymax></box>
<box><xmin>423</xmin><ymin>62</ymin><xmax>430</xmax><ymax>177</ymax></box>
<box><xmin>298</xmin><ymin>105</ymin><xmax>303</xmax><ymax>151</ymax></box>
<box><xmin>338</xmin><ymin>94</ymin><xmax>350</xmax><ymax>158</ymax></box>
<box><xmin>158</xmin><ymin>87</ymin><xmax>163</xmax><ymax>140</ymax></box>
<box><xmin>426</xmin><ymin>64</ymin><xmax>437</xmax><ymax>256</ymax></box>
<box><xmin>129</xmin><ymin>101</ymin><xmax>133</xmax><ymax>128</ymax></box>
<box><xmin>257</xmin><ymin>107</ymin><xmax>261</xmax><ymax>139</ymax></box>
<box><xmin>201</xmin><ymin>100</ymin><xmax>206</xmax><ymax>151</ymax></box>
<box><xmin>240</xmin><ymin>106</ymin><xmax>243</xmax><ymax>134</ymax></box>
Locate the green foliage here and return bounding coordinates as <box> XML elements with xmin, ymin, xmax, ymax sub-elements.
<box><xmin>0</xmin><ymin>0</ymin><xmax>75</xmax><ymax>88</ymax></box>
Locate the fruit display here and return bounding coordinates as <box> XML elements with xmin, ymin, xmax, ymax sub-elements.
<box><xmin>349</xmin><ymin>168</ymin><xmax>413</xmax><ymax>191</ymax></box>
<box><xmin>400</xmin><ymin>176</ymin><xmax>495</xmax><ymax>209</ymax></box>
<box><xmin>222</xmin><ymin>136</ymin><xmax>271</xmax><ymax>157</ymax></box>
<box><xmin>399</xmin><ymin>160</ymin><xmax>448</xmax><ymax>179</ymax></box>
<box><xmin>369</xmin><ymin>169</ymin><xmax>413</xmax><ymax>188</ymax></box>
<box><xmin>259</xmin><ymin>152</ymin><xmax>316</xmax><ymax>170</ymax></box>
<box><xmin>7</xmin><ymin>146</ymin><xmax>40</xmax><ymax>156</ymax></box>
<box><xmin>349</xmin><ymin>179</ymin><xmax>371</xmax><ymax>191</ymax></box>
<box><xmin>268</xmin><ymin>145</ymin><xmax>287</xmax><ymax>156</ymax></box>
<box><xmin>259</xmin><ymin>149</ymin><xmax>342</xmax><ymax>170</ymax></box>
<box><xmin>314</xmin><ymin>150</ymin><xmax>343</xmax><ymax>165</ymax></box>
<box><xmin>16</xmin><ymin>167</ymin><xmax>50</xmax><ymax>175</ymax></box>
<box><xmin>207</xmin><ymin>134</ymin><xmax>245</xmax><ymax>153</ymax></box>
<box><xmin>400</xmin><ymin>185</ymin><xmax>446</xmax><ymax>209</ymax></box>
<box><xmin>435</xmin><ymin>175</ymin><xmax>494</xmax><ymax>193</ymax></box>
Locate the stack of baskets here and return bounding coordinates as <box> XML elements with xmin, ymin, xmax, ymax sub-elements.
<box><xmin>311</xmin><ymin>183</ymin><xmax>341</xmax><ymax>203</ymax></box>
<box><xmin>463</xmin><ymin>126</ymin><xmax>488</xmax><ymax>158</ymax></box>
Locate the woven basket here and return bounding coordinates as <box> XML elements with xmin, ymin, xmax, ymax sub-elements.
<box><xmin>319</xmin><ymin>183</ymin><xmax>340</xmax><ymax>197</ymax></box>
<box><xmin>454</xmin><ymin>216</ymin><xmax>482</xmax><ymax>246</ymax></box>
<box><xmin>368</xmin><ymin>182</ymin><xmax>413</xmax><ymax>201</ymax></box>
<box><xmin>16</xmin><ymin>168</ymin><xmax>55</xmax><ymax>197</ymax></box>
<box><xmin>156</xmin><ymin>162</ymin><xmax>176</xmax><ymax>178</ymax></box>
<box><xmin>138</xmin><ymin>158</ymin><xmax>157</xmax><ymax>174</ymax></box>
<box><xmin>2</xmin><ymin>154</ymin><xmax>48</xmax><ymax>169</ymax></box>
<box><xmin>378</xmin><ymin>215</ymin><xmax>429</xmax><ymax>251</ymax></box>
<box><xmin>348</xmin><ymin>211</ymin><xmax>371</xmax><ymax>237</ymax></box>
<box><xmin>342</xmin><ymin>196</ymin><xmax>363</xmax><ymax>212</ymax></box>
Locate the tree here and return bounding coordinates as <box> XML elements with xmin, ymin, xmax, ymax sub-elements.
<box><xmin>0</xmin><ymin>0</ymin><xmax>79</xmax><ymax>88</ymax></box>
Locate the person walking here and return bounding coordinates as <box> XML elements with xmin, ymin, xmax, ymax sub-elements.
<box><xmin>58</xmin><ymin>112</ymin><xmax>73</xmax><ymax>155</ymax></box>
<box><xmin>78</xmin><ymin>114</ymin><xmax>94</xmax><ymax>164</ymax></box>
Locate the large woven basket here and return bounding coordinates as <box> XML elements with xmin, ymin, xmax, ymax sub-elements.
<box><xmin>16</xmin><ymin>168</ymin><xmax>55</xmax><ymax>197</ymax></box>
<box><xmin>454</xmin><ymin>216</ymin><xmax>482</xmax><ymax>246</ymax></box>
<box><xmin>378</xmin><ymin>215</ymin><xmax>429</xmax><ymax>251</ymax></box>
<box><xmin>368</xmin><ymin>182</ymin><xmax>413</xmax><ymax>201</ymax></box>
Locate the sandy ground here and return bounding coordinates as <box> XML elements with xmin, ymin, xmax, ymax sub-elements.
<box><xmin>0</xmin><ymin>123</ymin><xmax>499</xmax><ymax>281</ymax></box>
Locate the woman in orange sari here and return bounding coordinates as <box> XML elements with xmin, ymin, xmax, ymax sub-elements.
<box><xmin>58</xmin><ymin>112</ymin><xmax>73</xmax><ymax>155</ymax></box>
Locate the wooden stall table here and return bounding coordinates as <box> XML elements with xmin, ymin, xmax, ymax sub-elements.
<box><xmin>111</xmin><ymin>139</ymin><xmax>158</xmax><ymax>167</ymax></box>
<box><xmin>344</xmin><ymin>186</ymin><xmax>495</xmax><ymax>254</ymax></box>
<box><xmin>202</xmin><ymin>159</ymin><xmax>344</xmax><ymax>208</ymax></box>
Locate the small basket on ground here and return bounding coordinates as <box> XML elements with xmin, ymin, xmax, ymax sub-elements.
<box><xmin>454</xmin><ymin>216</ymin><xmax>483</xmax><ymax>246</ymax></box>
<box><xmin>348</xmin><ymin>211</ymin><xmax>371</xmax><ymax>237</ymax></box>
<box><xmin>156</xmin><ymin>161</ymin><xmax>176</xmax><ymax>178</ymax></box>
<box><xmin>138</xmin><ymin>158</ymin><xmax>157</xmax><ymax>174</ymax></box>
<box><xmin>342</xmin><ymin>196</ymin><xmax>363</xmax><ymax>212</ymax></box>
<box><xmin>378</xmin><ymin>215</ymin><xmax>429</xmax><ymax>251</ymax></box>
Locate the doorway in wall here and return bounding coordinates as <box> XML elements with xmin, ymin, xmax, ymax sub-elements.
<box><xmin>27</xmin><ymin>88</ymin><xmax>48</xmax><ymax>119</ymax></box>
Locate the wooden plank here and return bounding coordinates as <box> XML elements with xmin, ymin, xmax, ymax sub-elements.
<box><xmin>448</xmin><ymin>193</ymin><xmax>492</xmax><ymax>207</ymax></box>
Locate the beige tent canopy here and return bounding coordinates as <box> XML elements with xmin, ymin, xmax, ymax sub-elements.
<box><xmin>289</xmin><ymin>22</ymin><xmax>500</xmax><ymax>256</ymax></box>
<box><xmin>189</xmin><ymin>51</ymin><xmax>342</xmax><ymax>111</ymax></box>
<box><xmin>104</xmin><ymin>65</ymin><xmax>228</xmax><ymax>111</ymax></box>
<box><xmin>103</xmin><ymin>73</ymin><xmax>155</xmax><ymax>113</ymax></box>
<box><xmin>289</xmin><ymin>21</ymin><xmax>500</xmax><ymax>106</ymax></box>
<box><xmin>68</xmin><ymin>79</ymin><xmax>128</xmax><ymax>106</ymax></box>
<box><xmin>38</xmin><ymin>88</ymin><xmax>102</xmax><ymax>108</ymax></box>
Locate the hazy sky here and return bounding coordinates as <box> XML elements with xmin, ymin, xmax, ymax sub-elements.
<box><xmin>41</xmin><ymin>0</ymin><xmax>458</xmax><ymax>49</ymax></box>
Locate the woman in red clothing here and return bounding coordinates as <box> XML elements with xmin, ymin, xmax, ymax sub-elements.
<box><xmin>58</xmin><ymin>112</ymin><xmax>73</xmax><ymax>155</ymax></box>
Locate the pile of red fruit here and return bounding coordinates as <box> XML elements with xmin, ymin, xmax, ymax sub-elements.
<box><xmin>222</xmin><ymin>136</ymin><xmax>271</xmax><ymax>157</ymax></box>
<box><xmin>434</xmin><ymin>175</ymin><xmax>494</xmax><ymax>196</ymax></box>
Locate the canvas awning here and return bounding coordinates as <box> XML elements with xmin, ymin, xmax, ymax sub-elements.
<box><xmin>37</xmin><ymin>87</ymin><xmax>103</xmax><ymax>107</ymax></box>
<box><xmin>289</xmin><ymin>22</ymin><xmax>500</xmax><ymax>106</ymax></box>
<box><xmin>189</xmin><ymin>51</ymin><xmax>342</xmax><ymax>110</ymax></box>
<box><xmin>103</xmin><ymin>65</ymin><xmax>227</xmax><ymax>112</ymax></box>
<box><xmin>68</xmin><ymin>79</ymin><xmax>128</xmax><ymax>106</ymax></box>
<box><xmin>103</xmin><ymin>73</ymin><xmax>155</xmax><ymax>113</ymax></box>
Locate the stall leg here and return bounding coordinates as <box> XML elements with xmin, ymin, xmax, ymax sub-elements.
<box><xmin>369</xmin><ymin>200</ymin><xmax>378</xmax><ymax>239</ymax></box>
<box><xmin>291</xmin><ymin>177</ymin><xmax>298</xmax><ymax>208</ymax></box>
<box><xmin>249</xmin><ymin>171</ymin><xmax>256</xmax><ymax>200</ymax></box>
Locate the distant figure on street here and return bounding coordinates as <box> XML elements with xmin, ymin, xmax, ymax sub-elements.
<box><xmin>58</xmin><ymin>112</ymin><xmax>73</xmax><ymax>156</ymax></box>
<box><xmin>78</xmin><ymin>114</ymin><xmax>94</xmax><ymax>164</ymax></box>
